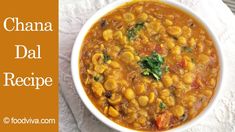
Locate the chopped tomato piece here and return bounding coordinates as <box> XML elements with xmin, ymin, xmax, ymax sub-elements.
<box><xmin>155</xmin><ymin>111</ymin><xmax>172</xmax><ymax>130</ymax></box>
<box><xmin>191</xmin><ymin>80</ymin><xmax>200</xmax><ymax>89</ymax></box>
<box><xmin>177</xmin><ymin>59</ymin><xmax>187</xmax><ymax>68</ymax></box>
<box><xmin>191</xmin><ymin>76</ymin><xmax>203</xmax><ymax>89</ymax></box>
<box><xmin>168</xmin><ymin>64</ymin><xmax>178</xmax><ymax>73</ymax></box>
<box><xmin>155</xmin><ymin>44</ymin><xmax>163</xmax><ymax>53</ymax></box>
<box><xmin>155</xmin><ymin>44</ymin><xmax>167</xmax><ymax>55</ymax></box>
<box><xmin>141</xmin><ymin>42</ymin><xmax>156</xmax><ymax>55</ymax></box>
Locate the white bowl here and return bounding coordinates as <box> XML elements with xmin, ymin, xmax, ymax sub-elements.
<box><xmin>71</xmin><ymin>0</ymin><xmax>224</xmax><ymax>131</ymax></box>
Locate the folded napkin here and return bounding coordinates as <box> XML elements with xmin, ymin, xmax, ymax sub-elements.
<box><xmin>59</xmin><ymin>0</ymin><xmax>235</xmax><ymax>131</ymax></box>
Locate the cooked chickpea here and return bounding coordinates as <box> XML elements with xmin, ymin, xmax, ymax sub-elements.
<box><xmin>91</xmin><ymin>82</ymin><xmax>105</xmax><ymax>97</ymax></box>
<box><xmin>104</xmin><ymin>106</ymin><xmax>108</xmax><ymax>115</ymax></box>
<box><xmin>124</xmin><ymin>45</ymin><xmax>135</xmax><ymax>52</ymax></box>
<box><xmin>124</xmin><ymin>88</ymin><xmax>135</xmax><ymax>100</ymax></box>
<box><xmin>135</xmin><ymin>56</ymin><xmax>141</xmax><ymax>61</ymax></box>
<box><xmin>165</xmin><ymin>96</ymin><xmax>175</xmax><ymax>106</ymax></box>
<box><xmin>186</xmin><ymin>95</ymin><xmax>196</xmax><ymax>107</ymax></box>
<box><xmin>138</xmin><ymin>13</ymin><xmax>148</xmax><ymax>21</ymax></box>
<box><xmin>189</xmin><ymin>37</ymin><xmax>196</xmax><ymax>47</ymax></box>
<box><xmin>160</xmin><ymin>89</ymin><xmax>170</xmax><ymax>99</ymax></box>
<box><xmin>130</xmin><ymin>99</ymin><xmax>139</xmax><ymax>108</ymax></box>
<box><xmin>133</xmin><ymin>122</ymin><xmax>141</xmax><ymax>129</ymax></box>
<box><xmin>109</xmin><ymin>61</ymin><xmax>120</xmax><ymax>69</ymax></box>
<box><xmin>175</xmin><ymin>55</ymin><xmax>182</xmax><ymax>61</ymax></box>
<box><xmin>186</xmin><ymin>62</ymin><xmax>195</xmax><ymax>71</ymax></box>
<box><xmin>110</xmin><ymin>70</ymin><xmax>122</xmax><ymax>79</ymax></box>
<box><xmin>159</xmin><ymin>26</ymin><xmax>166</xmax><ymax>34</ymax></box>
<box><xmin>126</xmin><ymin>113</ymin><xmax>137</xmax><ymax>123</ymax></box>
<box><xmin>138</xmin><ymin>110</ymin><xmax>148</xmax><ymax>118</ymax></box>
<box><xmin>92</xmin><ymin>53</ymin><xmax>104</xmax><ymax>65</ymax></box>
<box><xmin>135</xmin><ymin>5</ymin><xmax>143</xmax><ymax>13</ymax></box>
<box><xmin>163</xmin><ymin>19</ymin><xmax>173</xmax><ymax>26</ymax></box>
<box><xmin>167</xmin><ymin>14</ymin><xmax>175</xmax><ymax>20</ymax></box>
<box><xmin>202</xmin><ymin>100</ymin><xmax>209</xmax><ymax>107</ymax></box>
<box><xmin>166</xmin><ymin>39</ymin><xmax>175</xmax><ymax>49</ymax></box>
<box><xmin>183</xmin><ymin>73</ymin><xmax>194</xmax><ymax>84</ymax></box>
<box><xmin>87</xmin><ymin>69</ymin><xmax>96</xmax><ymax>76</ymax></box>
<box><xmin>171</xmin><ymin>46</ymin><xmax>181</xmax><ymax>55</ymax></box>
<box><xmin>151</xmin><ymin>82</ymin><xmax>163</xmax><ymax>90</ymax></box>
<box><xmin>114</xmin><ymin>15</ymin><xmax>122</xmax><ymax>20</ymax></box>
<box><xmin>156</xmin><ymin>98</ymin><xmax>163</xmax><ymax>104</ymax></box>
<box><xmin>137</xmin><ymin>116</ymin><xmax>147</xmax><ymax>126</ymax></box>
<box><xmin>138</xmin><ymin>96</ymin><xmax>149</xmax><ymax>107</ymax></box>
<box><xmin>189</xmin><ymin>108</ymin><xmax>197</xmax><ymax>118</ymax></box>
<box><xmin>156</xmin><ymin>98</ymin><xmax>163</xmax><ymax>113</ymax></box>
<box><xmin>123</xmin><ymin>12</ymin><xmax>135</xmax><ymax>22</ymax></box>
<box><xmin>103</xmin><ymin>29</ymin><xmax>113</xmax><ymax>41</ymax></box>
<box><xmin>104</xmin><ymin>79</ymin><xmax>118</xmax><ymax>91</ymax></box>
<box><xmin>203</xmin><ymin>89</ymin><xmax>213</xmax><ymax>97</ymax></box>
<box><xmin>98</xmin><ymin>96</ymin><xmax>106</xmax><ymax>106</ymax></box>
<box><xmin>127</xmin><ymin>106</ymin><xmax>136</xmax><ymax>113</ymax></box>
<box><xmin>146</xmin><ymin>21</ymin><xmax>161</xmax><ymax>35</ymax></box>
<box><xmin>122</xmin><ymin>36</ymin><xmax>129</xmax><ymax>45</ymax></box>
<box><xmin>106</xmin><ymin>60</ymin><xmax>111</xmax><ymax>64</ymax></box>
<box><xmin>108</xmin><ymin>94</ymin><xmax>122</xmax><ymax>105</ymax></box>
<box><xmin>100</xmin><ymin>44</ymin><xmax>105</xmax><ymax>50</ymax></box>
<box><xmin>181</xmin><ymin>85</ymin><xmax>189</xmax><ymax>94</ymax></box>
<box><xmin>182</xmin><ymin>26</ymin><xmax>192</xmax><ymax>38</ymax></box>
<box><xmin>142</xmin><ymin>77</ymin><xmax>152</xmax><ymax>84</ymax></box>
<box><xmin>162</xmin><ymin>74</ymin><xmax>173</xmax><ymax>87</ymax></box>
<box><xmin>183</xmin><ymin>55</ymin><xmax>191</xmax><ymax>62</ymax></box>
<box><xmin>149</xmin><ymin>92</ymin><xmax>155</xmax><ymax>103</ymax></box>
<box><xmin>172</xmin><ymin>74</ymin><xmax>179</xmax><ymax>84</ymax></box>
<box><xmin>177</xmin><ymin>36</ymin><xmax>187</xmax><ymax>45</ymax></box>
<box><xmin>94</xmin><ymin>65</ymin><xmax>106</xmax><ymax>73</ymax></box>
<box><xmin>197</xmin><ymin>42</ymin><xmax>204</xmax><ymax>53</ymax></box>
<box><xmin>121</xmin><ymin>51</ymin><xmax>135</xmax><ymax>63</ymax></box>
<box><xmin>176</xmin><ymin>81</ymin><xmax>186</xmax><ymax>89</ymax></box>
<box><xmin>139</xmin><ymin>109</ymin><xmax>148</xmax><ymax>117</ymax></box>
<box><xmin>108</xmin><ymin>46</ymin><xmax>121</xmax><ymax>58</ymax></box>
<box><xmin>198</xmin><ymin>54</ymin><xmax>210</xmax><ymax>65</ymax></box>
<box><xmin>172</xmin><ymin>105</ymin><xmax>185</xmax><ymax>117</ymax></box>
<box><xmin>120</xmin><ymin>80</ymin><xmax>129</xmax><ymax>88</ymax></box>
<box><xmin>136</xmin><ymin>84</ymin><xmax>146</xmax><ymax>95</ymax></box>
<box><xmin>108</xmin><ymin>106</ymin><xmax>119</xmax><ymax>117</ymax></box>
<box><xmin>209</xmin><ymin>78</ymin><xmax>216</xmax><ymax>87</ymax></box>
<box><xmin>114</xmin><ymin>31</ymin><xmax>123</xmax><ymax>40</ymax></box>
<box><xmin>167</xmin><ymin>26</ymin><xmax>182</xmax><ymax>37</ymax></box>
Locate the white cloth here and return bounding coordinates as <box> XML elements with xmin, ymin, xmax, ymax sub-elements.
<box><xmin>59</xmin><ymin>0</ymin><xmax>235</xmax><ymax>132</ymax></box>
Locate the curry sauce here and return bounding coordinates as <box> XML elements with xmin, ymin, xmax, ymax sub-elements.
<box><xmin>79</xmin><ymin>0</ymin><xmax>219</xmax><ymax>131</ymax></box>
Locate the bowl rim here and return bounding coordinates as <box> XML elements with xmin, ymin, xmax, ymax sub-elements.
<box><xmin>71</xmin><ymin>0</ymin><xmax>224</xmax><ymax>131</ymax></box>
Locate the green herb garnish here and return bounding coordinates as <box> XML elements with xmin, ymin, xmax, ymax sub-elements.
<box><xmin>191</xmin><ymin>58</ymin><xmax>195</xmax><ymax>63</ymax></box>
<box><xmin>94</xmin><ymin>76</ymin><xmax>100</xmax><ymax>81</ymax></box>
<box><xmin>103</xmin><ymin>52</ymin><xmax>111</xmax><ymax>63</ymax></box>
<box><xmin>93</xmin><ymin>75</ymin><xmax>103</xmax><ymax>82</ymax></box>
<box><xmin>183</xmin><ymin>46</ymin><xmax>192</xmax><ymax>52</ymax></box>
<box><xmin>159</xmin><ymin>102</ymin><xmax>166</xmax><ymax>110</ymax></box>
<box><xmin>164</xmin><ymin>66</ymin><xmax>169</xmax><ymax>72</ymax></box>
<box><xmin>127</xmin><ymin>22</ymin><xmax>145</xmax><ymax>40</ymax></box>
<box><xmin>138</xmin><ymin>52</ymin><xmax>164</xmax><ymax>80</ymax></box>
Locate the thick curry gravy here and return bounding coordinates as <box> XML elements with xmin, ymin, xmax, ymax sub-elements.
<box><xmin>79</xmin><ymin>0</ymin><xmax>219</xmax><ymax>131</ymax></box>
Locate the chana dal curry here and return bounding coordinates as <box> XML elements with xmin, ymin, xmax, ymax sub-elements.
<box><xmin>79</xmin><ymin>0</ymin><xmax>220</xmax><ymax>131</ymax></box>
